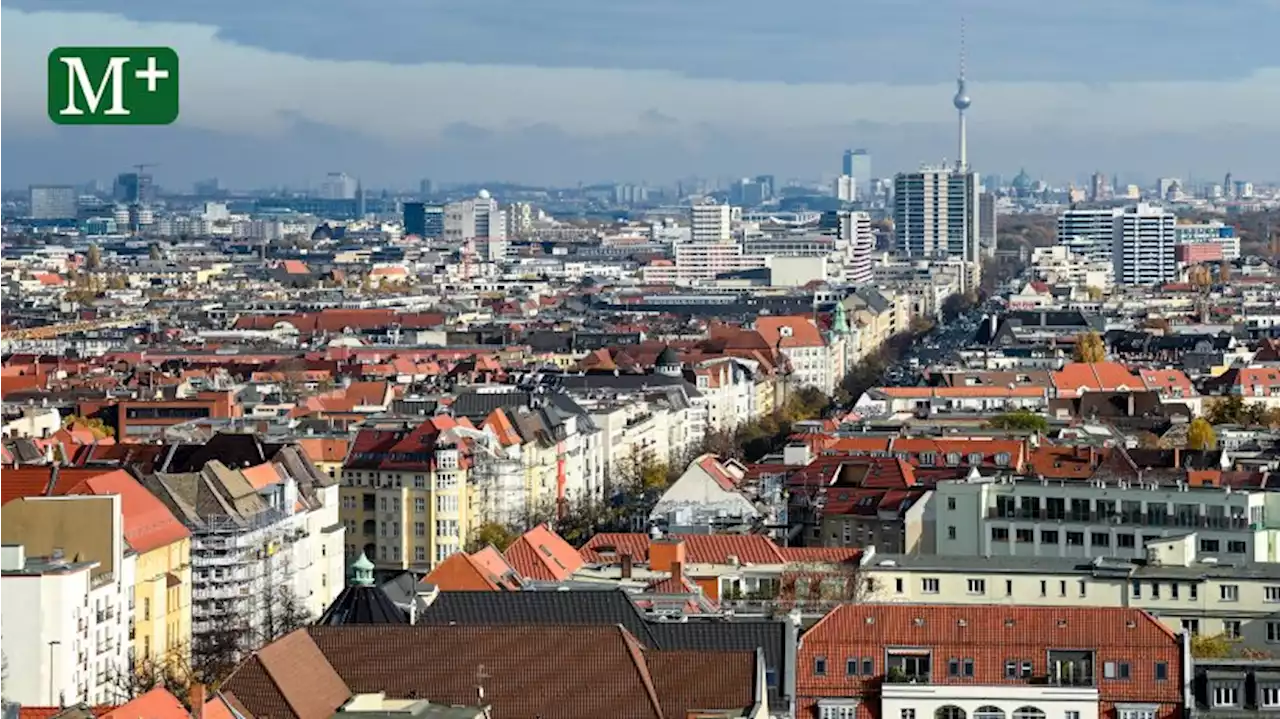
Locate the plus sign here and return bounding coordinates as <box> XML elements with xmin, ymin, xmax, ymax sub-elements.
<box><xmin>134</xmin><ymin>56</ymin><xmax>170</xmax><ymax>93</ymax></box>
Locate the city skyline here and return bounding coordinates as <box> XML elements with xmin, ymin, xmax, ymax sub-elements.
<box><xmin>3</xmin><ymin>2</ymin><xmax>1279</xmax><ymax>187</ymax></box>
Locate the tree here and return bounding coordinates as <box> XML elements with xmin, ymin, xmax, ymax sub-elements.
<box><xmin>1187</xmin><ymin>418</ymin><xmax>1217</xmax><ymax>450</ymax></box>
<box><xmin>1207</xmin><ymin>396</ymin><xmax>1246</xmax><ymax>425</ymax></box>
<box><xmin>1191</xmin><ymin>633</ymin><xmax>1233</xmax><ymax>658</ymax></box>
<box><xmin>110</xmin><ymin>649</ymin><xmax>193</xmax><ymax>706</ymax></box>
<box><xmin>1143</xmin><ymin>317</ymin><xmax>1170</xmax><ymax>332</ymax></box>
<box><xmin>1072</xmin><ymin>331</ymin><xmax>1106</xmax><ymax>363</ymax></box>
<box><xmin>987</xmin><ymin>409</ymin><xmax>1049</xmax><ymax>433</ymax></box>
<box><xmin>86</xmin><ymin>243</ymin><xmax>102</xmax><ymax>270</ymax></box>
<box><xmin>149</xmin><ymin>243</ymin><xmax>164</xmax><ymax>261</ymax></box>
<box><xmin>941</xmin><ymin>291</ymin><xmax>977</xmax><ymax>323</ymax></box>
<box><xmin>1085</xmin><ymin>286</ymin><xmax>1104</xmax><ymax>301</ymax></box>
<box><xmin>261</xmin><ymin>585</ymin><xmax>311</xmax><ymax>645</ymax></box>
<box><xmin>191</xmin><ymin>617</ymin><xmax>250</xmax><ymax>689</ymax></box>
<box><xmin>1189</xmin><ymin>264</ymin><xmax>1213</xmax><ymax>289</ymax></box>
<box><xmin>1134</xmin><ymin>431</ymin><xmax>1163</xmax><ymax>449</ymax></box>
<box><xmin>777</xmin><ymin>559</ymin><xmax>880</xmax><ymax>606</ymax></box>
<box><xmin>467</xmin><ymin>522</ymin><xmax>518</xmax><ymax>552</ymax></box>
<box><xmin>62</xmin><ymin>414</ymin><xmax>112</xmax><ymax>439</ymax></box>
<box><xmin>1219</xmin><ymin>261</ymin><xmax>1231</xmax><ymax>284</ymax></box>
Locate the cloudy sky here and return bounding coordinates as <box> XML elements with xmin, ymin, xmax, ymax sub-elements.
<box><xmin>3</xmin><ymin>0</ymin><xmax>1278</xmax><ymax>190</ymax></box>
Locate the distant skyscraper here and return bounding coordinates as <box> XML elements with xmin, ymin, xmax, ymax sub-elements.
<box><xmin>319</xmin><ymin>172</ymin><xmax>357</xmax><ymax>200</ymax></box>
<box><xmin>193</xmin><ymin>178</ymin><xmax>221</xmax><ymax>195</ymax></box>
<box><xmin>1113</xmin><ymin>203</ymin><xmax>1177</xmax><ymax>286</ymax></box>
<box><xmin>834</xmin><ymin>176</ymin><xmax>856</xmax><ymax>202</ymax></box>
<box><xmin>978</xmin><ymin>191</ymin><xmax>997</xmax><ymax>258</ymax></box>
<box><xmin>754</xmin><ymin>175</ymin><xmax>775</xmax><ymax>201</ymax></box>
<box><xmin>113</xmin><ymin>172</ymin><xmax>153</xmax><ymax>204</ymax></box>
<box><xmin>444</xmin><ymin>190</ymin><xmax>505</xmax><ymax>245</ymax></box>
<box><xmin>404</xmin><ymin>202</ymin><xmax>426</xmax><ymax>237</ymax></box>
<box><xmin>848</xmin><ymin>150</ymin><xmax>871</xmax><ymax>201</ymax></box>
<box><xmin>28</xmin><ymin>186</ymin><xmax>78</xmax><ymax>220</ymax></box>
<box><xmin>420</xmin><ymin>179</ymin><xmax>435</xmax><ymax>197</ymax></box>
<box><xmin>1089</xmin><ymin>172</ymin><xmax>1107</xmax><ymax>202</ymax></box>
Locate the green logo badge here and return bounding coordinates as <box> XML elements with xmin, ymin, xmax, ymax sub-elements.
<box><xmin>48</xmin><ymin>47</ymin><xmax>179</xmax><ymax>125</ymax></box>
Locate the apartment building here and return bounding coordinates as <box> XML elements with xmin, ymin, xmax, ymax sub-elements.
<box><xmin>864</xmin><ymin>532</ymin><xmax>1280</xmax><ymax>644</ymax></box>
<box><xmin>755</xmin><ymin>315</ymin><xmax>843</xmax><ymax>396</ymax></box>
<box><xmin>797</xmin><ymin>604</ymin><xmax>1184</xmax><ymax>719</ymax></box>
<box><xmin>690</xmin><ymin>202</ymin><xmax>733</xmax><ymax>243</ymax></box>
<box><xmin>342</xmin><ymin>417</ymin><xmax>471</xmax><ymax>573</ymax></box>
<box><xmin>641</xmin><ymin>242</ymin><xmax>769</xmax><ymax>285</ymax></box>
<box><xmin>933</xmin><ymin>455</ymin><xmax>1276</xmax><ymax>562</ymax></box>
<box><xmin>142</xmin><ymin>442</ymin><xmax>344</xmax><ymax>656</ymax></box>
<box><xmin>1058</xmin><ymin>208</ymin><xmax>1121</xmax><ymax>265</ymax></box>
<box><xmin>893</xmin><ymin>167</ymin><xmax>981</xmax><ymax>289</ymax></box>
<box><xmin>1</xmin><ymin>495</ymin><xmax>135</xmax><ymax>706</ymax></box>
<box><xmin>1112</xmin><ymin>203</ymin><xmax>1177</xmax><ymax>287</ymax></box>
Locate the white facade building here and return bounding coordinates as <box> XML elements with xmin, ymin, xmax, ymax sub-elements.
<box><xmin>1112</xmin><ymin>203</ymin><xmax>1177</xmax><ymax>286</ymax></box>
<box><xmin>444</xmin><ymin>190</ymin><xmax>508</xmax><ymax>246</ymax></box>
<box><xmin>893</xmin><ymin>167</ymin><xmax>981</xmax><ymax>289</ymax></box>
<box><xmin>1174</xmin><ymin>221</ymin><xmax>1241</xmax><ymax>261</ymax></box>
<box><xmin>838</xmin><ymin>210</ymin><xmax>875</xmax><ymax>285</ymax></box>
<box><xmin>1057</xmin><ymin>208</ymin><xmax>1121</xmax><ymax>265</ymax></box>
<box><xmin>690</xmin><ymin>203</ymin><xmax>733</xmax><ymax>243</ymax></box>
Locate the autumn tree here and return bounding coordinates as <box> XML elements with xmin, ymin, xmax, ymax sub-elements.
<box><xmin>1085</xmin><ymin>286</ymin><xmax>1104</xmax><ymax>301</ymax></box>
<box><xmin>86</xmin><ymin>243</ymin><xmax>102</xmax><ymax>270</ymax></box>
<box><xmin>149</xmin><ymin>243</ymin><xmax>164</xmax><ymax>261</ymax></box>
<box><xmin>1218</xmin><ymin>261</ymin><xmax>1231</xmax><ymax>284</ymax></box>
<box><xmin>466</xmin><ymin>522</ymin><xmax>518</xmax><ymax>553</ymax></box>
<box><xmin>1186</xmin><ymin>418</ymin><xmax>1217</xmax><ymax>450</ymax></box>
<box><xmin>1072</xmin><ymin>331</ymin><xmax>1106</xmax><ymax>363</ymax></box>
<box><xmin>1191</xmin><ymin>633</ymin><xmax>1233</xmax><ymax>659</ymax></box>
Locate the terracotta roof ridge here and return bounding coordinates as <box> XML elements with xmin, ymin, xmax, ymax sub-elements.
<box><xmin>618</xmin><ymin>625</ymin><xmax>666</xmax><ymax>719</ymax></box>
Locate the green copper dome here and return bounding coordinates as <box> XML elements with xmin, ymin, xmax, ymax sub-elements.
<box><xmin>350</xmin><ymin>552</ymin><xmax>375</xmax><ymax>586</ymax></box>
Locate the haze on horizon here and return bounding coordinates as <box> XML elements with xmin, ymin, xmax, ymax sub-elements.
<box><xmin>2</xmin><ymin>0</ymin><xmax>1279</xmax><ymax>189</ymax></box>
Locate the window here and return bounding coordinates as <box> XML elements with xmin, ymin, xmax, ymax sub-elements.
<box><xmin>948</xmin><ymin>526</ymin><xmax>957</xmax><ymax>540</ymax></box>
<box><xmin>1150</xmin><ymin>582</ymin><xmax>1160</xmax><ymax>599</ymax></box>
<box><xmin>1266</xmin><ymin>586</ymin><xmax>1280</xmax><ymax>603</ymax></box>
<box><xmin>1059</xmin><ymin>580</ymin><xmax>1067</xmax><ymax>597</ymax></box>
<box><xmin>862</xmin><ymin>658</ymin><xmax>873</xmax><ymax>675</ymax></box>
<box><xmin>436</xmin><ymin>494</ymin><xmax>459</xmax><ymax>513</ymax></box>
<box><xmin>379</xmin><ymin>497</ymin><xmax>388</xmax><ymax>512</ymax></box>
<box><xmin>1224</xmin><ymin>620</ymin><xmax>1242</xmax><ymax>639</ymax></box>
<box><xmin>1221</xmin><ymin>584</ymin><xmax>1239</xmax><ymax>602</ymax></box>
<box><xmin>1015</xmin><ymin>528</ymin><xmax>1034</xmax><ymax>543</ymax></box>
<box><xmin>1227</xmin><ymin>540</ymin><xmax>1247</xmax><ymax>553</ymax></box>
<box><xmin>1104</xmin><ymin>662</ymin><xmax>1117</xmax><ymax>679</ymax></box>
<box><xmin>414</xmin><ymin>475</ymin><xmax>426</xmax><ymax>489</ymax></box>
<box><xmin>1261</xmin><ymin>687</ymin><xmax>1280</xmax><ymax>708</ymax></box>
<box><xmin>1170</xmin><ymin>583</ymin><xmax>1179</xmax><ymax>599</ymax></box>
<box><xmin>1119</xmin><ymin>710</ymin><xmax>1155</xmax><ymax>719</ymax></box>
<box><xmin>1011</xmin><ymin>707</ymin><xmax>1045</xmax><ymax>719</ymax></box>
<box><xmin>974</xmin><ymin>707</ymin><xmax>1004</xmax><ymax>719</ymax></box>
<box><xmin>1091</xmin><ymin>532</ymin><xmax>1110</xmax><ymax>547</ymax></box>
<box><xmin>967</xmin><ymin>579</ymin><xmax>986</xmax><ymax>595</ymax></box>
<box><xmin>949</xmin><ymin>658</ymin><xmax>961</xmax><ymax>677</ymax></box>
<box><xmin>902</xmin><ymin>711</ymin><xmax>917</xmax><ymax>719</ymax></box>
<box><xmin>1213</xmin><ymin>685</ymin><xmax>1239</xmax><ymax>707</ymax></box>
<box><xmin>1005</xmin><ymin>660</ymin><xmax>1018</xmax><ymax>679</ymax></box>
<box><xmin>415</xmin><ymin>546</ymin><xmax>425</xmax><ymax>561</ymax></box>
<box><xmin>935</xmin><ymin>707</ymin><xmax>965</xmax><ymax>719</ymax></box>
<box><xmin>947</xmin><ymin>497</ymin><xmax>956</xmax><ymax>510</ymax></box>
<box><xmin>815</xmin><ymin>656</ymin><xmax>827</xmax><ymax>676</ymax></box>
<box><xmin>1078</xmin><ymin>580</ymin><xmax>1088</xmax><ymax>597</ymax></box>
<box><xmin>991</xmin><ymin>527</ymin><xmax>1009</xmax><ymax>541</ymax></box>
<box><xmin>1154</xmin><ymin>662</ymin><xmax>1168</xmax><ymax>681</ymax></box>
<box><xmin>895</xmin><ymin>578</ymin><xmax>904</xmax><ymax>593</ymax></box>
<box><xmin>1200</xmin><ymin>538</ymin><xmax>1221</xmax><ymax>553</ymax></box>
<box><xmin>922</xmin><ymin>578</ymin><xmax>940</xmax><ymax>594</ymax></box>
<box><xmin>820</xmin><ymin>705</ymin><xmax>858</xmax><ymax>719</ymax></box>
<box><xmin>1006</xmin><ymin>579</ymin><xmax>1014</xmax><ymax>596</ymax></box>
<box><xmin>1039</xmin><ymin>580</ymin><xmax>1047</xmax><ymax>597</ymax></box>
<box><xmin>963</xmin><ymin>658</ymin><xmax>974</xmax><ymax>677</ymax></box>
<box><xmin>1066</xmin><ymin>531</ymin><xmax>1084</xmax><ymax>546</ymax></box>
<box><xmin>1118</xmin><ymin>662</ymin><xmax>1131</xmax><ymax>680</ymax></box>
<box><xmin>846</xmin><ymin>658</ymin><xmax>858</xmax><ymax>675</ymax></box>
<box><xmin>414</xmin><ymin>521</ymin><xmax>425</xmax><ymax>537</ymax></box>
<box><xmin>435</xmin><ymin>520</ymin><xmax>459</xmax><ymax>537</ymax></box>
<box><xmin>1183</xmin><ymin>619</ymin><xmax>1200</xmax><ymax>635</ymax></box>
<box><xmin>1066</xmin><ymin>713</ymin><xmax>1080</xmax><ymax>719</ymax></box>
<box><xmin>1040</xmin><ymin>530</ymin><xmax>1059</xmax><ymax>545</ymax></box>
<box><xmin>1117</xmin><ymin>534</ymin><xmax>1136</xmax><ymax>548</ymax></box>
<box><xmin>1268</xmin><ymin>621</ymin><xmax>1280</xmax><ymax>642</ymax></box>
<box><xmin>414</xmin><ymin>497</ymin><xmax>425</xmax><ymax>513</ymax></box>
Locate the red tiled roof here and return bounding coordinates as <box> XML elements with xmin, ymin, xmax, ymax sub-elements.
<box><xmin>502</xmin><ymin>524</ymin><xmax>583</xmax><ymax>581</ymax></box>
<box><xmin>99</xmin><ymin>687</ymin><xmax>190</xmax><ymax>719</ymax></box>
<box><xmin>2</xmin><ymin>467</ymin><xmax>120</xmax><ymax>506</ymax></box>
<box><xmin>580</xmin><ymin>533</ymin><xmax>786</xmax><ymax>565</ymax></box>
<box><xmin>66</xmin><ymin>470</ymin><xmax>190</xmax><ymax>554</ymax></box>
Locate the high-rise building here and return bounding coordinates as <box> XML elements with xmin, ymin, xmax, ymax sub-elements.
<box><xmin>754</xmin><ymin>175</ymin><xmax>775</xmax><ymax>201</ymax></box>
<box><xmin>729</xmin><ymin>178</ymin><xmax>767</xmax><ymax>207</ymax></box>
<box><xmin>834</xmin><ymin>176</ymin><xmax>857</xmax><ymax>202</ymax></box>
<box><xmin>836</xmin><ymin>210</ymin><xmax>874</xmax><ymax>284</ymax></box>
<box><xmin>403</xmin><ymin>202</ymin><xmax>427</xmax><ymax>237</ymax></box>
<box><xmin>1112</xmin><ymin>203</ymin><xmax>1177</xmax><ymax>286</ymax></box>
<box><xmin>689</xmin><ymin>203</ymin><xmax>733</xmax><ymax>243</ymax></box>
<box><xmin>1058</xmin><ymin>208</ymin><xmax>1122</xmax><ymax>265</ymax></box>
<box><xmin>444</xmin><ymin>190</ymin><xmax>506</xmax><ymax>256</ymax></box>
<box><xmin>1089</xmin><ymin>172</ymin><xmax>1107</xmax><ymax>202</ymax></box>
<box><xmin>193</xmin><ymin>178</ymin><xmax>221</xmax><ymax>195</ymax></box>
<box><xmin>113</xmin><ymin>172</ymin><xmax>153</xmax><ymax>204</ymax></box>
<box><xmin>978</xmin><ymin>191</ymin><xmax>997</xmax><ymax>258</ymax></box>
<box><xmin>319</xmin><ymin>172</ymin><xmax>357</xmax><ymax>200</ymax></box>
<box><xmin>893</xmin><ymin>167</ymin><xmax>981</xmax><ymax>272</ymax></box>
<box><xmin>28</xmin><ymin>185</ymin><xmax>78</xmax><ymax>220</ymax></box>
<box><xmin>419</xmin><ymin>179</ymin><xmax>434</xmax><ymax>197</ymax></box>
<box><xmin>842</xmin><ymin>149</ymin><xmax>871</xmax><ymax>201</ymax></box>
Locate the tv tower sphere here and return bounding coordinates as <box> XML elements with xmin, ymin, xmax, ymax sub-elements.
<box><xmin>953</xmin><ymin>79</ymin><xmax>971</xmax><ymax>110</ymax></box>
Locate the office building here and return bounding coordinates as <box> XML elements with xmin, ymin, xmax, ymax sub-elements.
<box><xmin>403</xmin><ymin>202</ymin><xmax>426</xmax><ymax>237</ymax></box>
<box><xmin>689</xmin><ymin>203</ymin><xmax>733</xmax><ymax>243</ymax></box>
<box><xmin>28</xmin><ymin>185</ymin><xmax>78</xmax><ymax>220</ymax></box>
<box><xmin>419</xmin><ymin>179</ymin><xmax>434</xmax><ymax>197</ymax></box>
<box><xmin>834</xmin><ymin>176</ymin><xmax>857</xmax><ymax>202</ymax></box>
<box><xmin>1057</xmin><ymin>208</ymin><xmax>1122</xmax><ymax>265</ymax></box>
<box><xmin>729</xmin><ymin>178</ymin><xmax>767</xmax><ymax>207</ymax></box>
<box><xmin>842</xmin><ymin>149</ymin><xmax>871</xmax><ymax>200</ymax></box>
<box><xmin>319</xmin><ymin>172</ymin><xmax>358</xmax><ymax>200</ymax></box>
<box><xmin>893</xmin><ymin>167</ymin><xmax>981</xmax><ymax>283</ymax></box>
<box><xmin>445</xmin><ymin>189</ymin><xmax>504</xmax><ymax>248</ymax></box>
<box><xmin>1112</xmin><ymin>203</ymin><xmax>1177</xmax><ymax>286</ymax></box>
<box><xmin>113</xmin><ymin>172</ymin><xmax>153</xmax><ymax>204</ymax></box>
<box><xmin>978</xmin><ymin>190</ymin><xmax>997</xmax><ymax>258</ymax></box>
<box><xmin>1175</xmin><ymin>221</ymin><xmax>1240</xmax><ymax>261</ymax></box>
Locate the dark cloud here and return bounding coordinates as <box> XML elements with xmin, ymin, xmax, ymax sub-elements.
<box><xmin>6</xmin><ymin>0</ymin><xmax>1277</xmax><ymax>84</ymax></box>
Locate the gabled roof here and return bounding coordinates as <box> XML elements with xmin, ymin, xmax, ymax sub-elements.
<box><xmin>64</xmin><ymin>469</ymin><xmax>190</xmax><ymax>554</ymax></box>
<box><xmin>422</xmin><ymin>550</ymin><xmax>520</xmax><ymax>591</ymax></box>
<box><xmin>98</xmin><ymin>687</ymin><xmax>189</xmax><ymax>719</ymax></box>
<box><xmin>502</xmin><ymin>524</ymin><xmax>583</xmax><ymax>581</ymax></box>
<box><xmin>418</xmin><ymin>589</ymin><xmax>656</xmax><ymax>643</ymax></box>
<box><xmin>580</xmin><ymin>533</ymin><xmax>786</xmax><ymax>565</ymax></box>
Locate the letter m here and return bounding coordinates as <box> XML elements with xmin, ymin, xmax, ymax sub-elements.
<box><xmin>60</xmin><ymin>56</ymin><xmax>130</xmax><ymax>116</ymax></box>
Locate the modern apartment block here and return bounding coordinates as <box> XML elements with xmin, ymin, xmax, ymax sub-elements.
<box><xmin>933</xmin><ymin>463</ymin><xmax>1276</xmax><ymax>563</ymax></box>
<box><xmin>1112</xmin><ymin>203</ymin><xmax>1178</xmax><ymax>286</ymax></box>
<box><xmin>865</xmin><ymin>531</ymin><xmax>1280</xmax><ymax>645</ymax></box>
<box><xmin>893</xmin><ymin>167</ymin><xmax>981</xmax><ymax>290</ymax></box>
<box><xmin>1057</xmin><ymin>208</ymin><xmax>1121</xmax><ymax>265</ymax></box>
<box><xmin>1174</xmin><ymin>221</ymin><xmax>1240</xmax><ymax>261</ymax></box>
<box><xmin>690</xmin><ymin>202</ymin><xmax>733</xmax><ymax>243</ymax></box>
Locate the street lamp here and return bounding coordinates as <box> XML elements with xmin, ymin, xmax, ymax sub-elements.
<box><xmin>47</xmin><ymin>640</ymin><xmax>61</xmax><ymax>705</ymax></box>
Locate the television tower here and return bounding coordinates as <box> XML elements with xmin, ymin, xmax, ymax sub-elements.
<box><xmin>953</xmin><ymin>18</ymin><xmax>972</xmax><ymax>172</ymax></box>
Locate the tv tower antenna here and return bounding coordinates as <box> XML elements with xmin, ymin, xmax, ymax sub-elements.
<box><xmin>953</xmin><ymin>16</ymin><xmax>972</xmax><ymax>172</ymax></box>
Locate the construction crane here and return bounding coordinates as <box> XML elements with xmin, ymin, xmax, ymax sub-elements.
<box><xmin>134</xmin><ymin>162</ymin><xmax>159</xmax><ymax>175</ymax></box>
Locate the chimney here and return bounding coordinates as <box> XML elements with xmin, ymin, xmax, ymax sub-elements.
<box><xmin>1127</xmin><ymin>393</ymin><xmax>1136</xmax><ymax>417</ymax></box>
<box><xmin>620</xmin><ymin>553</ymin><xmax>634</xmax><ymax>579</ymax></box>
<box><xmin>190</xmin><ymin>684</ymin><xmax>207</xmax><ymax>719</ymax></box>
<box><xmin>671</xmin><ymin>561</ymin><xmax>684</xmax><ymax>585</ymax></box>
<box><xmin>1173</xmin><ymin>447</ymin><xmax>1181</xmax><ymax>469</ymax></box>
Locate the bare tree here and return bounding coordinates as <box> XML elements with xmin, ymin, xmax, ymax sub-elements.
<box><xmin>110</xmin><ymin>648</ymin><xmax>193</xmax><ymax>705</ymax></box>
<box><xmin>262</xmin><ymin>585</ymin><xmax>312</xmax><ymax>644</ymax></box>
<box><xmin>191</xmin><ymin>617</ymin><xmax>251</xmax><ymax>689</ymax></box>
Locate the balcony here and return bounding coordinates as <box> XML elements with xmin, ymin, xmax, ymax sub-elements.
<box><xmin>985</xmin><ymin>507</ymin><xmax>1251</xmax><ymax>530</ymax></box>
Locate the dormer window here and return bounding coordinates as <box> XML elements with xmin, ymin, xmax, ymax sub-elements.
<box><xmin>1212</xmin><ymin>683</ymin><xmax>1240</xmax><ymax>708</ymax></box>
<box><xmin>921</xmin><ymin>452</ymin><xmax>937</xmax><ymax>466</ymax></box>
<box><xmin>995</xmin><ymin>452</ymin><xmax>1011</xmax><ymax>467</ymax></box>
<box><xmin>947</xmin><ymin>453</ymin><xmax>961</xmax><ymax>466</ymax></box>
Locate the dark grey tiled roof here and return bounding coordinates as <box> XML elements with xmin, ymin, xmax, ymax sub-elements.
<box><xmin>317</xmin><ymin>585</ymin><xmax>409</xmax><ymax>625</ymax></box>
